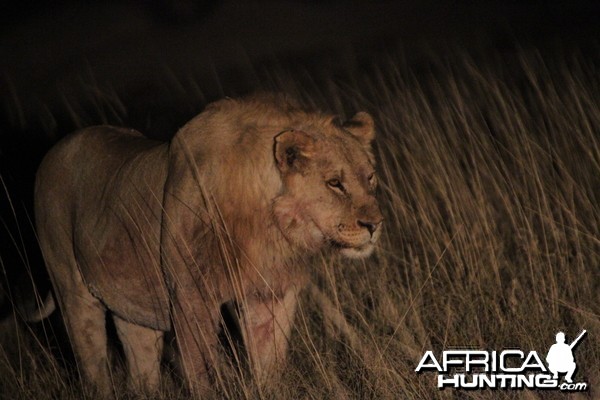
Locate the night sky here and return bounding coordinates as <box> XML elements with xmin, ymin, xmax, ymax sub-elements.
<box><xmin>2</xmin><ymin>1</ymin><xmax>598</xmax><ymax>136</ymax></box>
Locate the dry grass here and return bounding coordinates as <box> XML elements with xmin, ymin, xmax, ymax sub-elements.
<box><xmin>1</xmin><ymin>46</ymin><xmax>598</xmax><ymax>399</ymax></box>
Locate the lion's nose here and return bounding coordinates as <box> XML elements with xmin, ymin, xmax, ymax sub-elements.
<box><xmin>357</xmin><ymin>219</ymin><xmax>382</xmax><ymax>236</ymax></box>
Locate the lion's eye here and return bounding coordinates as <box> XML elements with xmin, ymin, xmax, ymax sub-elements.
<box><xmin>327</xmin><ymin>178</ymin><xmax>345</xmax><ymax>192</ymax></box>
<box><xmin>368</xmin><ymin>173</ymin><xmax>375</xmax><ymax>182</ymax></box>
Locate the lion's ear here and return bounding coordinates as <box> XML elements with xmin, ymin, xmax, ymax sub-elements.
<box><xmin>274</xmin><ymin>130</ymin><xmax>315</xmax><ymax>172</ymax></box>
<box><xmin>344</xmin><ymin>112</ymin><xmax>375</xmax><ymax>146</ymax></box>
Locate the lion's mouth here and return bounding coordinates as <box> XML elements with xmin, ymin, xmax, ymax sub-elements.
<box><xmin>329</xmin><ymin>239</ymin><xmax>353</xmax><ymax>249</ymax></box>
<box><xmin>338</xmin><ymin>241</ymin><xmax>375</xmax><ymax>259</ymax></box>
<box><xmin>315</xmin><ymin>220</ymin><xmax>377</xmax><ymax>255</ymax></box>
<box><xmin>327</xmin><ymin>231</ymin><xmax>379</xmax><ymax>259</ymax></box>
<box><xmin>328</xmin><ymin>238</ymin><xmax>373</xmax><ymax>251</ymax></box>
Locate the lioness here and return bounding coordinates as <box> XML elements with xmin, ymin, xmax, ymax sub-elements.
<box><xmin>34</xmin><ymin>93</ymin><xmax>382</xmax><ymax>396</ymax></box>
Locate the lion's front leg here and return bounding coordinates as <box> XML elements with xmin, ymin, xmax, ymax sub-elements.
<box><xmin>172</xmin><ymin>296</ymin><xmax>221</xmax><ymax>396</ymax></box>
<box><xmin>239</xmin><ymin>287</ymin><xmax>299</xmax><ymax>385</ymax></box>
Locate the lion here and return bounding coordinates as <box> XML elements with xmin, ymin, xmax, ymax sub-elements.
<box><xmin>34</xmin><ymin>93</ymin><xmax>383</xmax><ymax>396</ymax></box>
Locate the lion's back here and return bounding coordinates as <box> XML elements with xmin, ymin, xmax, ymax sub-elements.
<box><xmin>35</xmin><ymin>126</ymin><xmax>160</xmax><ymax>229</ymax></box>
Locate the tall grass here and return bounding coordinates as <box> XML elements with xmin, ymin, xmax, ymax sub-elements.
<box><xmin>1</xmin><ymin>47</ymin><xmax>598</xmax><ymax>399</ymax></box>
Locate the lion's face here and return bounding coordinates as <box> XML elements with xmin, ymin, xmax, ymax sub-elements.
<box><xmin>273</xmin><ymin>112</ymin><xmax>383</xmax><ymax>259</ymax></box>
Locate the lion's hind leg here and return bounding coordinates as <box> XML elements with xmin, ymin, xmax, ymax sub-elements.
<box><xmin>113</xmin><ymin>316</ymin><xmax>164</xmax><ymax>393</ymax></box>
<box><xmin>53</xmin><ymin>275</ymin><xmax>112</xmax><ymax>397</ymax></box>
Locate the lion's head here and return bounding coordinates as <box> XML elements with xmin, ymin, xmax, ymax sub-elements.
<box><xmin>272</xmin><ymin>111</ymin><xmax>383</xmax><ymax>259</ymax></box>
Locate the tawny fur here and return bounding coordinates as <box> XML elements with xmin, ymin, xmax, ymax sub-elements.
<box><xmin>34</xmin><ymin>93</ymin><xmax>383</xmax><ymax>396</ymax></box>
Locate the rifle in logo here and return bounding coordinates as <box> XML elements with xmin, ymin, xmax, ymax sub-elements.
<box><xmin>546</xmin><ymin>330</ymin><xmax>587</xmax><ymax>383</ymax></box>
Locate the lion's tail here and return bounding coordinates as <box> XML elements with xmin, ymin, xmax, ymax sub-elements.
<box><xmin>22</xmin><ymin>290</ymin><xmax>56</xmax><ymax>322</ymax></box>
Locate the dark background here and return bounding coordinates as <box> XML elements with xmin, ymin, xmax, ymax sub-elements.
<box><xmin>0</xmin><ymin>0</ymin><xmax>598</xmax><ymax>314</ymax></box>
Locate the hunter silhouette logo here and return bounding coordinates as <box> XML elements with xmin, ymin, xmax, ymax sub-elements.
<box><xmin>546</xmin><ymin>330</ymin><xmax>586</xmax><ymax>383</ymax></box>
<box><xmin>415</xmin><ymin>329</ymin><xmax>588</xmax><ymax>392</ymax></box>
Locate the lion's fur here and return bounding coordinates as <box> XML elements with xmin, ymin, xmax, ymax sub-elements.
<box><xmin>34</xmin><ymin>93</ymin><xmax>382</xmax><ymax>396</ymax></box>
